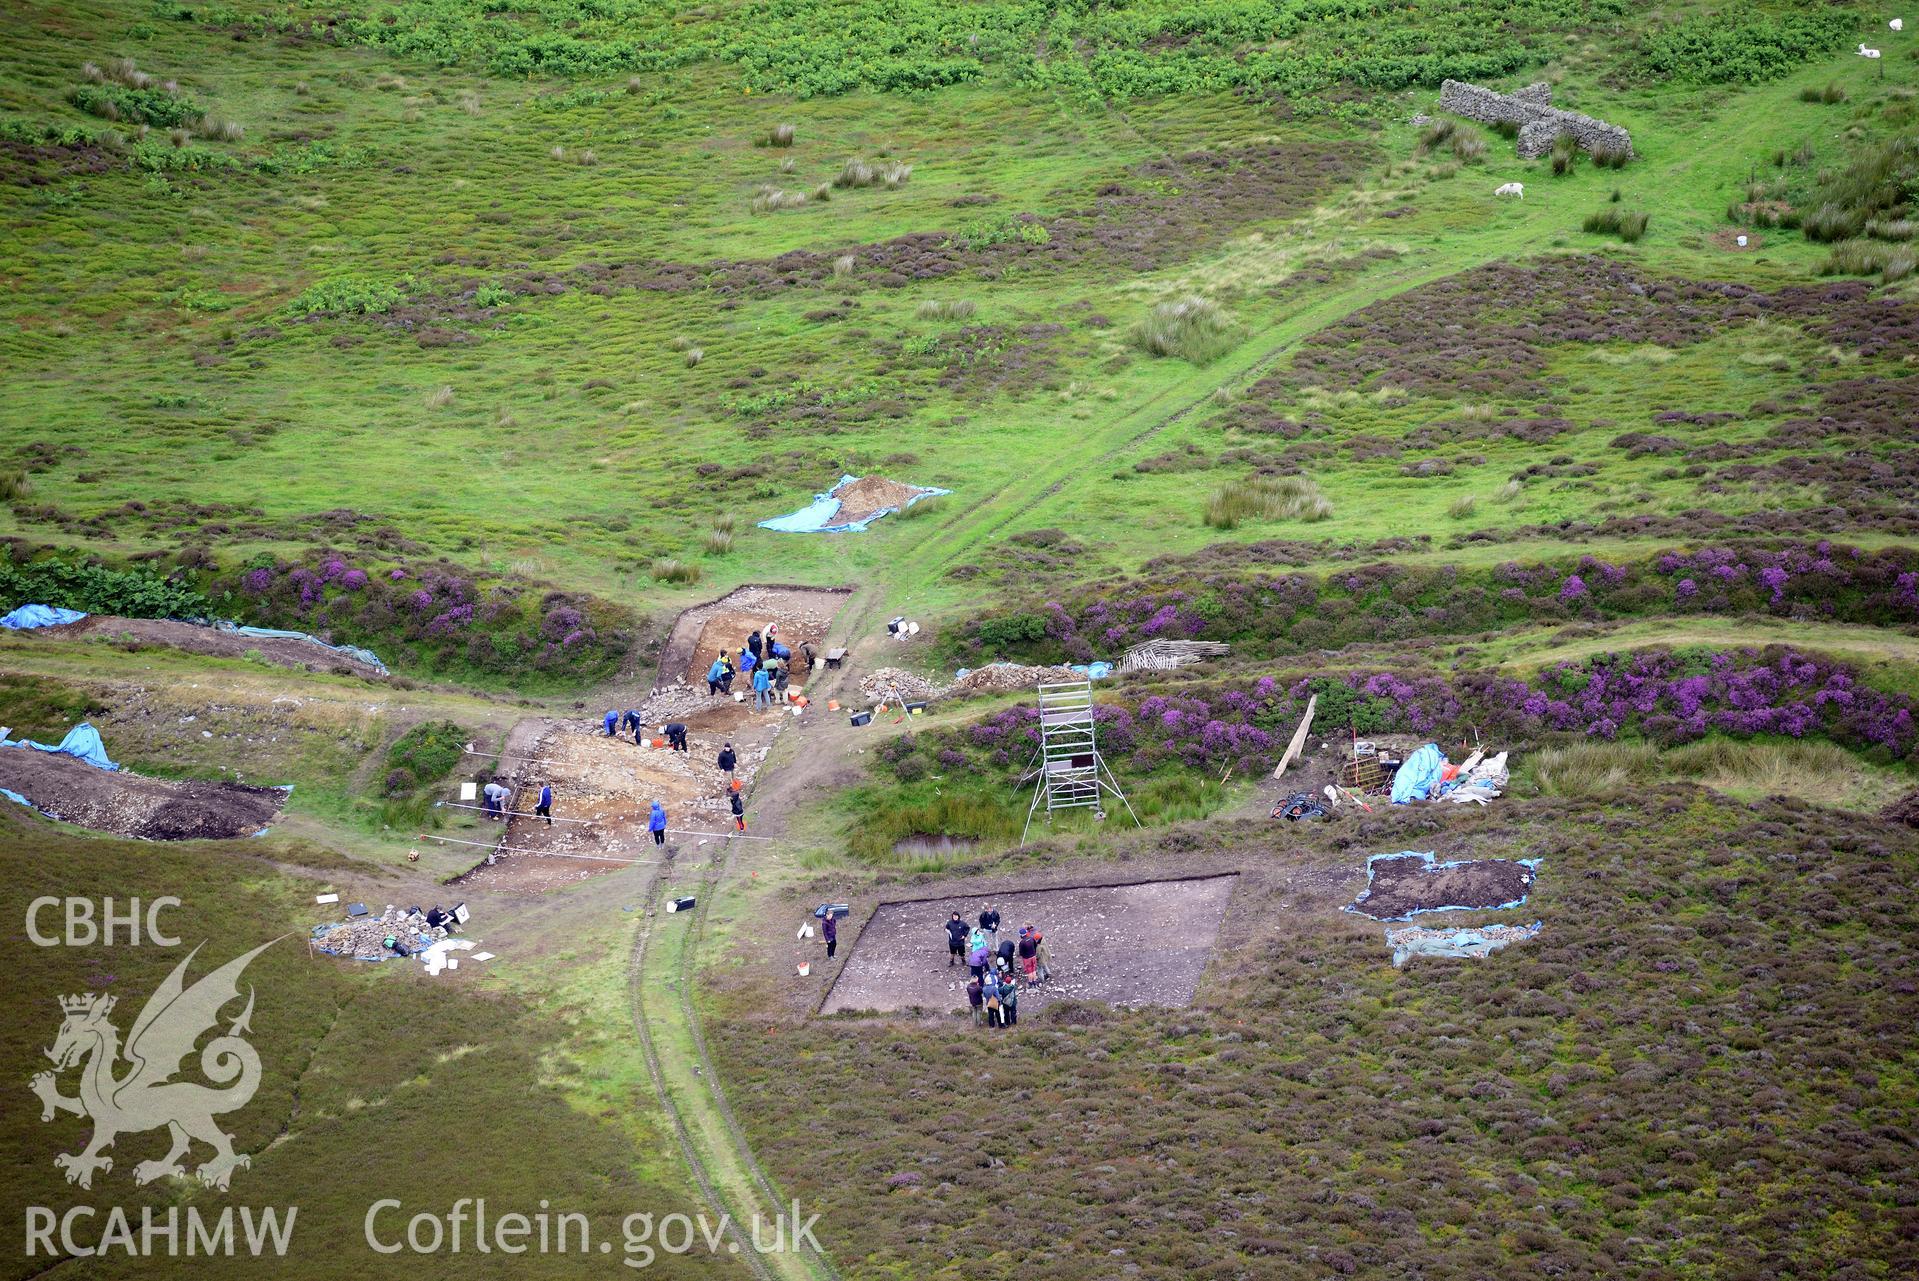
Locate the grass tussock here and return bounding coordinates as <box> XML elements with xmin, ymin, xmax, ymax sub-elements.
<box><xmin>649</xmin><ymin>558</ymin><xmax>700</xmax><ymax>585</ymax></box>
<box><xmin>1590</xmin><ymin>144</ymin><xmax>1630</xmax><ymax>169</ymax></box>
<box><xmin>916</xmin><ymin>298</ymin><xmax>976</xmax><ymax>321</ymax></box>
<box><xmin>1132</xmin><ymin>295</ymin><xmax>1238</xmax><ymax>365</ymax></box>
<box><xmin>1447</xmin><ymin>493</ymin><xmax>1478</xmax><ymax>519</ymax></box>
<box><xmin>703</xmin><ymin>528</ymin><xmax>733</xmax><ymax>555</ymax></box>
<box><xmin>1583</xmin><ymin>207</ymin><xmax>1650</xmax><ymax>242</ymax></box>
<box><xmin>749</xmin><ymin>185</ymin><xmax>811</xmax><ymax>212</ymax></box>
<box><xmin>1521</xmin><ymin>741</ymin><xmax>1659</xmax><ymax>798</ymax></box>
<box><xmin>832</xmin><ymin>253</ymin><xmax>856</xmax><ymax>277</ymax></box>
<box><xmin>1799</xmin><ymin>134</ymin><xmax>1918</xmax><ymax>242</ymax></box>
<box><xmin>763</xmin><ymin>123</ymin><xmax>796</xmax><ymax>148</ymax></box>
<box><xmin>683</xmin><ymin>346</ymin><xmax>704</xmax><ymax>367</ymax></box>
<box><xmin>1203</xmin><ymin>473</ymin><xmax>1332</xmax><ymax>529</ymax></box>
<box><xmin>1662</xmin><ymin>738</ymin><xmax>1898</xmax><ymax>809</ymax></box>
<box><xmin>1800</xmin><ymin>82</ymin><xmax>1847</xmax><ymax>105</ymax></box>
<box><xmin>1550</xmin><ymin>133</ymin><xmax>1578</xmax><ymax>176</ymax></box>
<box><xmin>0</xmin><ymin>470</ymin><xmax>29</xmax><ymax>502</ymax></box>
<box><xmin>1819</xmin><ymin>239</ymin><xmax>1915</xmax><ymax>283</ymax></box>
<box><xmin>897</xmin><ymin>495</ymin><xmax>945</xmax><ymax>520</ymax></box>
<box><xmin>424</xmin><ymin>385</ymin><xmax>454</xmax><ymax>409</ymax></box>
<box><xmin>834</xmin><ymin>158</ymin><xmax>912</xmax><ymax>189</ymax></box>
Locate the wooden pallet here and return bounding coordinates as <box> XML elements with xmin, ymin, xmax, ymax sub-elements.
<box><xmin>1339</xmin><ymin>755</ymin><xmax>1387</xmax><ymax>791</ymax></box>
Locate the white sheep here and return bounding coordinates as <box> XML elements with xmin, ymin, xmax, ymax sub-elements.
<box><xmin>1891</xmin><ymin>19</ymin><xmax>1904</xmax><ymax>32</ymax></box>
<box><xmin>1494</xmin><ymin>182</ymin><xmax>1524</xmax><ymax>199</ymax></box>
<box><xmin>1859</xmin><ymin>44</ymin><xmax>1882</xmax><ymax>58</ymax></box>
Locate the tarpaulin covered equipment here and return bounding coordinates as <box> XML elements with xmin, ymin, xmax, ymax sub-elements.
<box><xmin>0</xmin><ymin>604</ymin><xmax>86</xmax><ymax>629</ymax></box>
<box><xmin>1390</xmin><ymin>743</ymin><xmax>1446</xmax><ymax>804</ymax></box>
<box><xmin>3</xmin><ymin>723</ymin><xmax>118</xmax><ymax>771</ymax></box>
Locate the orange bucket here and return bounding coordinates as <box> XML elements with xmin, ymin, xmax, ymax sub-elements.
<box><xmin>730</xmin><ymin>779</ymin><xmax>742</xmax><ymax>793</ymax></box>
<box><xmin>827</xmin><ymin>699</ymin><xmax>840</xmax><ymax>712</ymax></box>
<box><xmin>793</xmin><ymin>695</ymin><xmax>809</xmax><ymax>708</ymax></box>
<box><xmin>651</xmin><ymin>737</ymin><xmax>665</xmax><ymax>748</ymax></box>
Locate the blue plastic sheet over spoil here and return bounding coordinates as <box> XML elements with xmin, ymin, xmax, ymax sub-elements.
<box><xmin>758</xmin><ymin>475</ymin><xmax>953</xmax><ymax>533</ymax></box>
<box><xmin>1389</xmin><ymin>742</ymin><xmax>1445</xmax><ymax>804</ymax></box>
<box><xmin>0</xmin><ymin>604</ymin><xmax>87</xmax><ymax>629</ymax></box>
<box><xmin>1386</xmin><ymin>921</ymin><xmax>1543</xmax><ymax>968</ymax></box>
<box><xmin>1343</xmin><ymin>850</ymin><xmax>1543</xmax><ymax>922</ymax></box>
<box><xmin>3</xmin><ymin>723</ymin><xmax>118</xmax><ymax>771</ymax></box>
<box><xmin>212</xmin><ymin>622</ymin><xmax>388</xmax><ymax>674</ymax></box>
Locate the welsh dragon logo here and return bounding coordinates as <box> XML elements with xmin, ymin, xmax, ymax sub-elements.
<box><xmin>29</xmin><ymin>940</ymin><xmax>279</xmax><ymax>1190</ymax></box>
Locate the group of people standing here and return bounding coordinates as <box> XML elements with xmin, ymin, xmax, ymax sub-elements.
<box><xmin>945</xmin><ymin>907</ymin><xmax>1047</xmax><ymax>1027</ymax></box>
<box><xmin>707</xmin><ymin>627</ymin><xmax>814</xmax><ymax>711</ymax></box>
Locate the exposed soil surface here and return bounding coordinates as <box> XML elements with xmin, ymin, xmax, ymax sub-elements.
<box><xmin>0</xmin><ymin>748</ymin><xmax>286</xmax><ymax>840</ymax></box>
<box><xmin>821</xmin><ymin>874</ymin><xmax>1238</xmax><ymax>1015</ymax></box>
<box><xmin>28</xmin><ymin>615</ymin><xmax>386</xmax><ymax>679</ymax></box>
<box><xmin>654</xmin><ymin>585</ymin><xmax>849</xmax><ymax>692</ymax></box>
<box><xmin>828</xmin><ymin>475</ymin><xmax>931</xmax><ymax>523</ymax></box>
<box><xmin>462</xmin><ymin>585</ymin><xmax>849</xmax><ymax>893</ymax></box>
<box><xmin>1344</xmin><ymin>853</ymin><xmax>1536</xmax><ymax>921</ymax></box>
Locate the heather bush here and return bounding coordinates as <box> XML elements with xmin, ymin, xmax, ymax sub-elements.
<box><xmin>935</xmin><ymin>646</ymin><xmax>1919</xmax><ymax>780</ymax></box>
<box><xmin>217</xmin><ymin>550</ymin><xmax>631</xmax><ymax>685</ymax></box>
<box><xmin>957</xmin><ymin>542</ymin><xmax>1919</xmax><ymax>665</ymax></box>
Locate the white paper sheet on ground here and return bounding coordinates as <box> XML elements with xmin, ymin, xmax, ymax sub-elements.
<box><xmin>315</xmin><ymin>893</ymin><xmax>340</xmax><ymax>905</ymax></box>
<box><xmin>419</xmin><ymin>938</ymin><xmax>475</xmax><ymax>976</ymax></box>
<box><xmin>470</xmin><ymin>951</ymin><xmax>495</xmax><ymax>962</ymax></box>
<box><xmin>460</xmin><ymin>781</ymin><xmax>478</xmax><ymax>801</ymax></box>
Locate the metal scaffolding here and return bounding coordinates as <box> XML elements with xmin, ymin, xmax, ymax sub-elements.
<box><xmin>1019</xmin><ymin>679</ymin><xmax>1140</xmax><ymax>844</ymax></box>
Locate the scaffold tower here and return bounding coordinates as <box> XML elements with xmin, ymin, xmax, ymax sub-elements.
<box><xmin>1019</xmin><ymin>679</ymin><xmax>1140</xmax><ymax>845</ymax></box>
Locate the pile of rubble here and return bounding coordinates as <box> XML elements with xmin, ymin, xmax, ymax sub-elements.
<box><xmin>947</xmin><ymin>662</ymin><xmax>1083</xmax><ymax>694</ymax></box>
<box><xmin>311</xmin><ymin>906</ymin><xmax>452</xmax><ymax>963</ymax></box>
<box><xmin>858</xmin><ymin>667</ymin><xmax>937</xmax><ymax>703</ymax></box>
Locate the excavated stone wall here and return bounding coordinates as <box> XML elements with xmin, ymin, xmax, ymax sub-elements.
<box><xmin>1438</xmin><ymin>79</ymin><xmax>1634</xmax><ymax>160</ymax></box>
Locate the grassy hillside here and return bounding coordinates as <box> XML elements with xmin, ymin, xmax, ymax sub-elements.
<box><xmin>1</xmin><ymin>3</ymin><xmax>1912</xmax><ymax>635</ymax></box>
<box><xmin>1</xmin><ymin>3</ymin><xmax>1916</xmax><ymax>1279</ymax></box>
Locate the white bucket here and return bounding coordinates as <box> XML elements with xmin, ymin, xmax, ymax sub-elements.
<box><xmin>734</xmin><ymin>691</ymin><xmax>745</xmax><ymax>702</ymax></box>
<box><xmin>797</xmin><ymin>961</ymin><xmax>811</xmax><ymax>977</ymax></box>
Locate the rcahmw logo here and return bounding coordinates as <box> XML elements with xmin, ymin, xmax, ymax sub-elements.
<box><xmin>24</xmin><ymin>932</ymin><xmax>299</xmax><ymax>1259</ymax></box>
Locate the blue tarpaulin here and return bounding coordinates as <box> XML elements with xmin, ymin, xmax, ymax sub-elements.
<box><xmin>212</xmin><ymin>622</ymin><xmax>387</xmax><ymax>674</ymax></box>
<box><xmin>0</xmin><ymin>604</ymin><xmax>87</xmax><ymax>629</ymax></box>
<box><xmin>759</xmin><ymin>475</ymin><xmax>952</xmax><ymax>533</ymax></box>
<box><xmin>3</xmin><ymin>723</ymin><xmax>118</xmax><ymax>771</ymax></box>
<box><xmin>1390</xmin><ymin>743</ymin><xmax>1446</xmax><ymax>804</ymax></box>
<box><xmin>1343</xmin><ymin>850</ymin><xmax>1543</xmax><ymax>922</ymax></box>
<box><xmin>1386</xmin><ymin>921</ymin><xmax>1542</xmax><ymax>968</ymax></box>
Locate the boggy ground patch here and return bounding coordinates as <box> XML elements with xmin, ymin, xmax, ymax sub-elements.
<box><xmin>821</xmin><ymin>874</ymin><xmax>1238</xmax><ymax>1015</ymax></box>
<box><xmin>1343</xmin><ymin>850</ymin><xmax>1538</xmax><ymax>922</ymax></box>
<box><xmin>0</xmin><ymin>749</ymin><xmax>285</xmax><ymax>839</ymax></box>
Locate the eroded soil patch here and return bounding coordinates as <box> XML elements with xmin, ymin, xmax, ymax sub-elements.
<box><xmin>0</xmin><ymin>749</ymin><xmax>285</xmax><ymax>839</ymax></box>
<box><xmin>1344</xmin><ymin>852</ymin><xmax>1536</xmax><ymax>922</ymax></box>
<box><xmin>821</xmin><ymin>874</ymin><xmax>1238</xmax><ymax>1015</ymax></box>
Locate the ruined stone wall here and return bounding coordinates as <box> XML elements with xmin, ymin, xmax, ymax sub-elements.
<box><xmin>1438</xmin><ymin>79</ymin><xmax>1634</xmax><ymax>160</ymax></box>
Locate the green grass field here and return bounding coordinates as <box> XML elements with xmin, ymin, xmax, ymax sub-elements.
<box><xmin>2</xmin><ymin>2</ymin><xmax>1917</xmax><ymax>1278</ymax></box>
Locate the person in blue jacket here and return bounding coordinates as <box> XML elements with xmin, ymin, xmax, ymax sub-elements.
<box><xmin>738</xmin><ymin>647</ymin><xmax>757</xmax><ymax>678</ymax></box>
<box><xmin>752</xmin><ymin>664</ymin><xmax>771</xmax><ymax>710</ymax></box>
<box><xmin>535</xmin><ymin>782</ymin><xmax>553</xmax><ymax>825</ymax></box>
<box><xmin>706</xmin><ymin>657</ymin><xmax>726</xmax><ymax>695</ymax></box>
<box><xmin>603</xmin><ymin>709</ymin><xmax>619</xmax><ymax>736</ymax></box>
<box><xmin>648</xmin><ymin>801</ymin><xmax>667</xmax><ymax>847</ymax></box>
